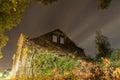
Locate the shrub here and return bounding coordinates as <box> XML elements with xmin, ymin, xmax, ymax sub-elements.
<box><xmin>13</xmin><ymin>51</ymin><xmax>120</xmax><ymax>80</ymax></box>
<box><xmin>31</xmin><ymin>51</ymin><xmax>78</xmax><ymax>79</ymax></box>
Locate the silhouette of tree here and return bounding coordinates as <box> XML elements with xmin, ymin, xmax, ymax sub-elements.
<box><xmin>95</xmin><ymin>30</ymin><xmax>112</xmax><ymax>59</ymax></box>
<box><xmin>98</xmin><ymin>0</ymin><xmax>112</xmax><ymax>9</ymax></box>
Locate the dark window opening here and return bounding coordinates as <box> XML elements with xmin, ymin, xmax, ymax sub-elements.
<box><xmin>60</xmin><ymin>37</ymin><xmax>64</xmax><ymax>44</ymax></box>
<box><xmin>52</xmin><ymin>35</ymin><xmax>57</xmax><ymax>43</ymax></box>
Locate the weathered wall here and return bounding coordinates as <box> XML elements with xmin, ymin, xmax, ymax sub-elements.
<box><xmin>10</xmin><ymin>34</ymin><xmax>27</xmax><ymax>79</ymax></box>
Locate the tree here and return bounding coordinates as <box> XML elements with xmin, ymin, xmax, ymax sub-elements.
<box><xmin>98</xmin><ymin>0</ymin><xmax>112</xmax><ymax>9</ymax></box>
<box><xmin>0</xmin><ymin>0</ymin><xmax>112</xmax><ymax>58</ymax></box>
<box><xmin>95</xmin><ymin>30</ymin><xmax>112</xmax><ymax>59</ymax></box>
<box><xmin>0</xmin><ymin>0</ymin><xmax>57</xmax><ymax>32</ymax></box>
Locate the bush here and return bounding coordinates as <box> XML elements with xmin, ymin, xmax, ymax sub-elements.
<box><xmin>31</xmin><ymin>51</ymin><xmax>78</xmax><ymax>79</ymax></box>
<box><xmin>13</xmin><ymin>50</ymin><xmax>120</xmax><ymax>80</ymax></box>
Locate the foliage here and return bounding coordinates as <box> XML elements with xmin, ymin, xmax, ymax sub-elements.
<box><xmin>112</xmin><ymin>49</ymin><xmax>120</xmax><ymax>60</ymax></box>
<box><xmin>0</xmin><ymin>34</ymin><xmax>8</xmax><ymax>58</ymax></box>
<box><xmin>2</xmin><ymin>69</ymin><xmax>11</xmax><ymax>78</ymax></box>
<box><xmin>31</xmin><ymin>51</ymin><xmax>78</xmax><ymax>79</ymax></box>
<box><xmin>98</xmin><ymin>0</ymin><xmax>112</xmax><ymax>9</ymax></box>
<box><xmin>0</xmin><ymin>0</ymin><xmax>57</xmax><ymax>33</ymax></box>
<box><xmin>13</xmin><ymin>51</ymin><xmax>120</xmax><ymax>80</ymax></box>
<box><xmin>32</xmin><ymin>0</ymin><xmax>57</xmax><ymax>5</ymax></box>
<box><xmin>0</xmin><ymin>69</ymin><xmax>11</xmax><ymax>80</ymax></box>
<box><xmin>109</xmin><ymin>49</ymin><xmax>120</xmax><ymax>69</ymax></box>
<box><xmin>13</xmin><ymin>44</ymin><xmax>118</xmax><ymax>80</ymax></box>
<box><xmin>95</xmin><ymin>30</ymin><xmax>112</xmax><ymax>59</ymax></box>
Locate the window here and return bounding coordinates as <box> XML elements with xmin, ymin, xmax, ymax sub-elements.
<box><xmin>60</xmin><ymin>37</ymin><xmax>64</xmax><ymax>44</ymax></box>
<box><xmin>52</xmin><ymin>35</ymin><xmax>57</xmax><ymax>43</ymax></box>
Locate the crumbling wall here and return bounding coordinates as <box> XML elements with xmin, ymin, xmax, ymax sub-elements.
<box><xmin>10</xmin><ymin>34</ymin><xmax>28</xmax><ymax>79</ymax></box>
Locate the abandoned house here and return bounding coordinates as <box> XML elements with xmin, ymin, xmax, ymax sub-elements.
<box><xmin>10</xmin><ymin>29</ymin><xmax>85</xmax><ymax>79</ymax></box>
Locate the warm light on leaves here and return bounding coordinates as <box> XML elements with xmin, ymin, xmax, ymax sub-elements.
<box><xmin>11</xmin><ymin>50</ymin><xmax>120</xmax><ymax>80</ymax></box>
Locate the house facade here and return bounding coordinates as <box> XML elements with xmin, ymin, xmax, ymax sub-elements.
<box><xmin>10</xmin><ymin>29</ymin><xmax>85</xmax><ymax>79</ymax></box>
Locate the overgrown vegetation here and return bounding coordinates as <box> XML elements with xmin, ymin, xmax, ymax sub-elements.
<box><xmin>95</xmin><ymin>30</ymin><xmax>112</xmax><ymax>59</ymax></box>
<box><xmin>31</xmin><ymin>51</ymin><xmax>78</xmax><ymax>79</ymax></box>
<box><xmin>11</xmin><ymin>30</ymin><xmax>120</xmax><ymax>80</ymax></box>
<box><xmin>13</xmin><ymin>50</ymin><xmax>120</xmax><ymax>80</ymax></box>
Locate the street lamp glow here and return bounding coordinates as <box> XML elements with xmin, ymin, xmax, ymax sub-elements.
<box><xmin>0</xmin><ymin>73</ymin><xmax>2</xmax><ymax>77</ymax></box>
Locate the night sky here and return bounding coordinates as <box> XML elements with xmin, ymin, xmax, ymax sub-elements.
<box><xmin>0</xmin><ymin>0</ymin><xmax>120</xmax><ymax>71</ymax></box>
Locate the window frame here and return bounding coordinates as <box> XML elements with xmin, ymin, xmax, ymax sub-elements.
<box><xmin>52</xmin><ymin>34</ymin><xmax>58</xmax><ymax>43</ymax></box>
<box><xmin>60</xmin><ymin>36</ymin><xmax>64</xmax><ymax>44</ymax></box>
